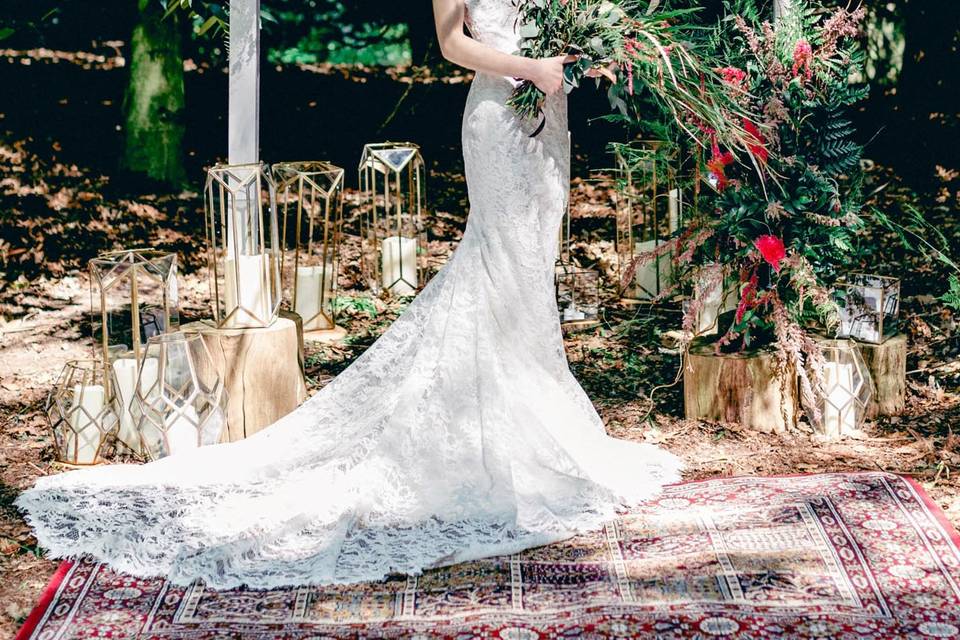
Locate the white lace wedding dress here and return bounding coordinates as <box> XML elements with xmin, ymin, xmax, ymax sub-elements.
<box><xmin>16</xmin><ymin>0</ymin><xmax>682</xmax><ymax>589</ymax></box>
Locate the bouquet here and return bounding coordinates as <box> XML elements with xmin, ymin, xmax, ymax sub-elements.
<box><xmin>509</xmin><ymin>0</ymin><xmax>759</xmax><ymax>159</ymax></box>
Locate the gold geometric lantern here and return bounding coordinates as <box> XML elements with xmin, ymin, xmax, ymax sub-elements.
<box><xmin>89</xmin><ymin>249</ymin><xmax>179</xmax><ymax>455</ymax></box>
<box><xmin>47</xmin><ymin>360</ymin><xmax>118</xmax><ymax>466</ymax></box>
<box><xmin>836</xmin><ymin>273</ymin><xmax>900</xmax><ymax>344</ymax></box>
<box><xmin>131</xmin><ymin>332</ymin><xmax>227</xmax><ymax>460</ymax></box>
<box><xmin>273</xmin><ymin>161</ymin><xmax>346</xmax><ymax>341</ymax></box>
<box><xmin>611</xmin><ymin>140</ymin><xmax>682</xmax><ymax>303</ymax></box>
<box><xmin>358</xmin><ymin>142</ymin><xmax>427</xmax><ymax>297</ymax></box>
<box><xmin>556</xmin><ymin>265</ymin><xmax>601</xmax><ymax>329</ymax></box>
<box><xmin>204</xmin><ymin>162</ymin><xmax>282</xmax><ymax>328</ymax></box>
<box><xmin>89</xmin><ymin>249</ymin><xmax>179</xmax><ymax>365</ymax></box>
<box><xmin>814</xmin><ymin>338</ymin><xmax>875</xmax><ymax>440</ymax></box>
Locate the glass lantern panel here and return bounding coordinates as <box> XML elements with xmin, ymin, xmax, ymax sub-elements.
<box><xmin>205</xmin><ymin>163</ymin><xmax>282</xmax><ymax>328</ymax></box>
<box><xmin>276</xmin><ymin>162</ymin><xmax>344</xmax><ymax>332</ymax></box>
<box><xmin>133</xmin><ymin>333</ymin><xmax>226</xmax><ymax>460</ymax></box>
<box><xmin>557</xmin><ymin>268</ymin><xmax>600</xmax><ymax>324</ymax></box>
<box><xmin>838</xmin><ymin>274</ymin><xmax>900</xmax><ymax>344</ymax></box>
<box><xmin>816</xmin><ymin>339</ymin><xmax>874</xmax><ymax>438</ymax></box>
<box><xmin>613</xmin><ymin>141</ymin><xmax>679</xmax><ymax>302</ymax></box>
<box><xmin>90</xmin><ymin>251</ymin><xmax>178</xmax><ymax>364</ymax></box>
<box><xmin>359</xmin><ymin>143</ymin><xmax>426</xmax><ymax>296</ymax></box>
<box><xmin>48</xmin><ymin>360</ymin><xmax>118</xmax><ymax>465</ymax></box>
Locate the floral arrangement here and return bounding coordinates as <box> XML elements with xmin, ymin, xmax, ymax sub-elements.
<box><xmin>666</xmin><ymin>0</ymin><xmax>869</xmax><ymax>418</ymax></box>
<box><xmin>509</xmin><ymin>0</ymin><xmax>760</xmax><ymax>156</ymax></box>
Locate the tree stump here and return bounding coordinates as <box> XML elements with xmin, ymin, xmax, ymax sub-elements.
<box><xmin>859</xmin><ymin>333</ymin><xmax>907</xmax><ymax>418</ymax></box>
<box><xmin>684</xmin><ymin>341</ymin><xmax>797</xmax><ymax>433</ymax></box>
<box><xmin>182</xmin><ymin>317</ymin><xmax>307</xmax><ymax>442</ymax></box>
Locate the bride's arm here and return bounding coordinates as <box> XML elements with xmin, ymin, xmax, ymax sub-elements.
<box><xmin>432</xmin><ymin>0</ymin><xmax>572</xmax><ymax>95</ymax></box>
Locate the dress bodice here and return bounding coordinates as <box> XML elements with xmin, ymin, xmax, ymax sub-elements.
<box><xmin>464</xmin><ymin>0</ymin><xmax>522</xmax><ymax>54</ymax></box>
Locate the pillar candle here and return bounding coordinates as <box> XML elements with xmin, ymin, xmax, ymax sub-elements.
<box><xmin>381</xmin><ymin>236</ymin><xmax>418</xmax><ymax>296</ymax></box>
<box><xmin>634</xmin><ymin>240</ymin><xmax>671</xmax><ymax>300</ymax></box>
<box><xmin>294</xmin><ymin>263</ymin><xmax>335</xmax><ymax>331</ymax></box>
<box><xmin>112</xmin><ymin>357</ymin><xmax>159</xmax><ymax>454</ymax></box>
<box><xmin>668</xmin><ymin>188</ymin><xmax>682</xmax><ymax>234</ymax></box>
<box><xmin>67</xmin><ymin>384</ymin><xmax>105</xmax><ymax>464</ymax></box>
<box><xmin>223</xmin><ymin>253</ymin><xmax>272</xmax><ymax>327</ymax></box>
<box><xmin>164</xmin><ymin>406</ymin><xmax>201</xmax><ymax>456</ymax></box>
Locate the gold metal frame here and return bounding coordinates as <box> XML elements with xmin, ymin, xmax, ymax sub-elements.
<box><xmin>612</xmin><ymin>140</ymin><xmax>682</xmax><ymax>304</ymax></box>
<box><xmin>358</xmin><ymin>142</ymin><xmax>427</xmax><ymax>297</ymax></box>
<box><xmin>204</xmin><ymin>162</ymin><xmax>282</xmax><ymax>329</ymax></box>
<box><xmin>836</xmin><ymin>273</ymin><xmax>900</xmax><ymax>344</ymax></box>
<box><xmin>132</xmin><ymin>332</ymin><xmax>227</xmax><ymax>461</ymax></box>
<box><xmin>47</xmin><ymin>360</ymin><xmax>118</xmax><ymax>466</ymax></box>
<box><xmin>89</xmin><ymin>249</ymin><xmax>179</xmax><ymax>366</ymax></box>
<box><xmin>814</xmin><ymin>338</ymin><xmax>875</xmax><ymax>439</ymax></box>
<box><xmin>274</xmin><ymin>161</ymin><xmax>347</xmax><ymax>342</ymax></box>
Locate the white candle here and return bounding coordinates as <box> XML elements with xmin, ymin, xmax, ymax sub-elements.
<box><xmin>668</xmin><ymin>188</ymin><xmax>682</xmax><ymax>234</ymax></box>
<box><xmin>112</xmin><ymin>357</ymin><xmax>159</xmax><ymax>454</ymax></box>
<box><xmin>67</xmin><ymin>384</ymin><xmax>105</xmax><ymax>464</ymax></box>
<box><xmin>294</xmin><ymin>264</ymin><xmax>335</xmax><ymax>331</ymax></box>
<box><xmin>381</xmin><ymin>236</ymin><xmax>418</xmax><ymax>296</ymax></box>
<box><xmin>822</xmin><ymin>361</ymin><xmax>857</xmax><ymax>437</ymax></box>
<box><xmin>164</xmin><ymin>406</ymin><xmax>201</xmax><ymax>456</ymax></box>
<box><xmin>223</xmin><ymin>253</ymin><xmax>273</xmax><ymax>327</ymax></box>
<box><xmin>634</xmin><ymin>240</ymin><xmax>671</xmax><ymax>300</ymax></box>
<box><xmin>694</xmin><ymin>265</ymin><xmax>726</xmax><ymax>336</ymax></box>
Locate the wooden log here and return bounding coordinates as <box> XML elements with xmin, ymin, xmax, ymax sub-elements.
<box><xmin>182</xmin><ymin>317</ymin><xmax>307</xmax><ymax>442</ymax></box>
<box><xmin>684</xmin><ymin>341</ymin><xmax>797</xmax><ymax>433</ymax></box>
<box><xmin>859</xmin><ymin>333</ymin><xmax>907</xmax><ymax>418</ymax></box>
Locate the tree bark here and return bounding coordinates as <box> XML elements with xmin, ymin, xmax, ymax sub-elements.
<box><xmin>182</xmin><ymin>317</ymin><xmax>307</xmax><ymax>442</ymax></box>
<box><xmin>122</xmin><ymin>0</ymin><xmax>186</xmax><ymax>185</ymax></box>
<box><xmin>684</xmin><ymin>342</ymin><xmax>798</xmax><ymax>433</ymax></box>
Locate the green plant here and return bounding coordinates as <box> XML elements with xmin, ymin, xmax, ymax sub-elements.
<box><xmin>660</xmin><ymin>0</ymin><xmax>869</xmax><ymax>417</ymax></box>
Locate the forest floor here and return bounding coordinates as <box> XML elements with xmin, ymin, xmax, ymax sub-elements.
<box><xmin>2</xmin><ymin>54</ymin><xmax>960</xmax><ymax>638</ymax></box>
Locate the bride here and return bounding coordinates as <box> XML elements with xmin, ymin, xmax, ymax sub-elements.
<box><xmin>16</xmin><ymin>0</ymin><xmax>682</xmax><ymax>589</ymax></box>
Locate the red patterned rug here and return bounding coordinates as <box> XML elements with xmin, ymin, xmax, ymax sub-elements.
<box><xmin>15</xmin><ymin>473</ymin><xmax>960</xmax><ymax>639</ymax></box>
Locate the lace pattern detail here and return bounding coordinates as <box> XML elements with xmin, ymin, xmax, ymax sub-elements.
<box><xmin>15</xmin><ymin>0</ymin><xmax>682</xmax><ymax>589</ymax></box>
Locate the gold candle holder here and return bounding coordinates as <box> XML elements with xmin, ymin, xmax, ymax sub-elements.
<box><xmin>358</xmin><ymin>142</ymin><xmax>427</xmax><ymax>297</ymax></box>
<box><xmin>204</xmin><ymin>162</ymin><xmax>282</xmax><ymax>328</ymax></box>
<box><xmin>273</xmin><ymin>161</ymin><xmax>347</xmax><ymax>342</ymax></box>
<box><xmin>47</xmin><ymin>360</ymin><xmax>119</xmax><ymax>466</ymax></box>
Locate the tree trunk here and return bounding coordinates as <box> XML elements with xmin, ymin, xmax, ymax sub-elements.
<box><xmin>122</xmin><ymin>0</ymin><xmax>186</xmax><ymax>185</ymax></box>
<box><xmin>684</xmin><ymin>342</ymin><xmax>798</xmax><ymax>433</ymax></box>
<box><xmin>181</xmin><ymin>316</ymin><xmax>307</xmax><ymax>442</ymax></box>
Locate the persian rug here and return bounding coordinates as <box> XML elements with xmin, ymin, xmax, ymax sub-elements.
<box><xmin>15</xmin><ymin>472</ymin><xmax>960</xmax><ymax>639</ymax></box>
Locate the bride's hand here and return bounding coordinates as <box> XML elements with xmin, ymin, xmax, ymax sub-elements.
<box><xmin>528</xmin><ymin>54</ymin><xmax>578</xmax><ymax>95</ymax></box>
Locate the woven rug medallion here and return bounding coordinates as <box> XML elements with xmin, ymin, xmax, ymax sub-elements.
<box><xmin>15</xmin><ymin>473</ymin><xmax>960</xmax><ymax>639</ymax></box>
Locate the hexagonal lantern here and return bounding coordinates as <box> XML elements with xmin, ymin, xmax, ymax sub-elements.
<box><xmin>130</xmin><ymin>332</ymin><xmax>227</xmax><ymax>460</ymax></box>
<box><xmin>556</xmin><ymin>265</ymin><xmax>600</xmax><ymax>329</ymax></box>
<box><xmin>836</xmin><ymin>273</ymin><xmax>900</xmax><ymax>344</ymax></box>
<box><xmin>611</xmin><ymin>140</ymin><xmax>683</xmax><ymax>303</ymax></box>
<box><xmin>273</xmin><ymin>161</ymin><xmax>346</xmax><ymax>341</ymax></box>
<box><xmin>358</xmin><ymin>142</ymin><xmax>427</xmax><ymax>297</ymax></box>
<box><xmin>89</xmin><ymin>249</ymin><xmax>179</xmax><ymax>365</ymax></box>
<box><xmin>204</xmin><ymin>162</ymin><xmax>282</xmax><ymax>328</ymax></box>
<box><xmin>815</xmin><ymin>338</ymin><xmax>875</xmax><ymax>440</ymax></box>
<box><xmin>47</xmin><ymin>360</ymin><xmax>118</xmax><ymax>466</ymax></box>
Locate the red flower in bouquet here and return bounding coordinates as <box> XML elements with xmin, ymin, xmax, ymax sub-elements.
<box><xmin>707</xmin><ymin>139</ymin><xmax>735</xmax><ymax>191</ymax></box>
<box><xmin>755</xmin><ymin>235</ymin><xmax>786</xmax><ymax>272</ymax></box>
<box><xmin>792</xmin><ymin>40</ymin><xmax>813</xmax><ymax>82</ymax></box>
<box><xmin>742</xmin><ymin>118</ymin><xmax>768</xmax><ymax>163</ymax></box>
<box><xmin>718</xmin><ymin>66</ymin><xmax>747</xmax><ymax>89</ymax></box>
